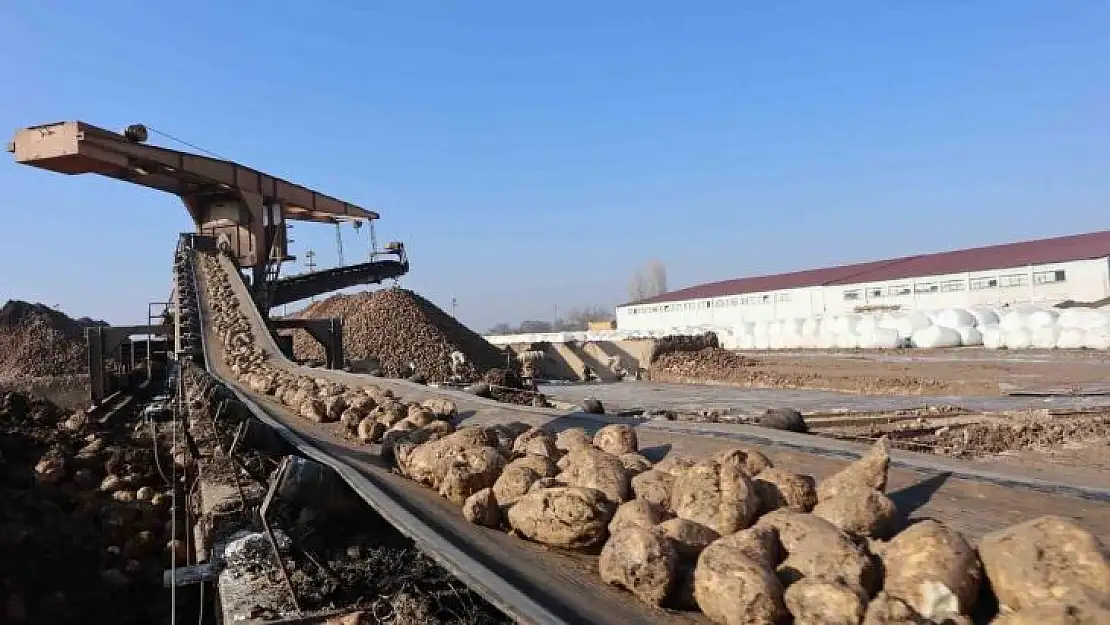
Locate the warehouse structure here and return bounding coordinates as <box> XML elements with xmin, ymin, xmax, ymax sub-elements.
<box><xmin>616</xmin><ymin>231</ymin><xmax>1110</xmax><ymax>331</ymax></box>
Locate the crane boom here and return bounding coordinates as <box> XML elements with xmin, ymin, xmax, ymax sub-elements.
<box><xmin>7</xmin><ymin>121</ymin><xmax>377</xmax><ymax>224</ymax></box>
<box><xmin>7</xmin><ymin>120</ymin><xmax>404</xmax><ymax>311</ymax></box>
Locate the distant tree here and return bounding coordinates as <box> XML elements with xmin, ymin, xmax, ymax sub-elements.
<box><xmin>629</xmin><ymin>267</ymin><xmax>648</xmax><ymax>302</ymax></box>
<box><xmin>629</xmin><ymin>260</ymin><xmax>668</xmax><ymax>301</ymax></box>
<box><xmin>517</xmin><ymin>319</ymin><xmax>554</xmax><ymax>333</ymax></box>
<box><xmin>560</xmin><ymin>305</ymin><xmax>615</xmax><ymax>330</ymax></box>
<box><xmin>489</xmin><ymin>306</ymin><xmax>614</xmax><ymax>334</ymax></box>
<box><xmin>645</xmin><ymin>259</ymin><xmax>668</xmax><ymax>297</ymax></box>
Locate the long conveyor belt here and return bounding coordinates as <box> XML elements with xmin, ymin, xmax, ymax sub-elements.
<box><xmin>191</xmin><ymin>249</ymin><xmax>1110</xmax><ymax>624</ymax></box>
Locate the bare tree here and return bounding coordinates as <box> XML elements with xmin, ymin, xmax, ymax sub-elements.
<box><xmin>645</xmin><ymin>259</ymin><xmax>667</xmax><ymax>297</ymax></box>
<box><xmin>629</xmin><ymin>260</ymin><xmax>667</xmax><ymax>300</ymax></box>
<box><xmin>629</xmin><ymin>267</ymin><xmax>648</xmax><ymax>302</ymax></box>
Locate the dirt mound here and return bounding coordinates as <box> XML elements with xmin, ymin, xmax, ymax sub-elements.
<box><xmin>650</xmin><ymin>332</ymin><xmax>721</xmax><ymax>363</ymax></box>
<box><xmin>0</xmin><ymin>301</ymin><xmax>104</xmax><ymax>378</ymax></box>
<box><xmin>290</xmin><ymin>289</ymin><xmax>507</xmax><ymax>381</ymax></box>
<box><xmin>919</xmin><ymin>415</ymin><xmax>1110</xmax><ymax>458</ymax></box>
<box><xmin>650</xmin><ymin>346</ymin><xmax>760</xmax><ymax>383</ymax></box>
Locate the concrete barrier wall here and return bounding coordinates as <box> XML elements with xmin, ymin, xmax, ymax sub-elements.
<box><xmin>500</xmin><ymin>339</ymin><xmax>657</xmax><ymax>382</ymax></box>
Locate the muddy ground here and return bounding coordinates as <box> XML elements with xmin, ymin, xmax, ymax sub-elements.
<box><xmin>654</xmin><ymin>347</ymin><xmax>1110</xmax><ymax>396</ymax></box>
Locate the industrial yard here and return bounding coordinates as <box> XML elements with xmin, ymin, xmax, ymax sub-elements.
<box><xmin>3</xmin><ymin>4</ymin><xmax>1110</xmax><ymax>625</ymax></box>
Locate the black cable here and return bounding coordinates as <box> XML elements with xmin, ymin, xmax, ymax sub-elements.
<box><xmin>146</xmin><ymin>126</ymin><xmax>228</xmax><ymax>160</ymax></box>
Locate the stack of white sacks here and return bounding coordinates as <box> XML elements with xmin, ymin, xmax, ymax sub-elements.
<box><xmin>712</xmin><ymin>306</ymin><xmax>1110</xmax><ymax>350</ymax></box>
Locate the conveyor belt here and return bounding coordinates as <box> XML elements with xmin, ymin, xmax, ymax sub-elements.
<box><xmin>191</xmin><ymin>249</ymin><xmax>1110</xmax><ymax>624</ymax></box>
<box><xmin>269</xmin><ymin>259</ymin><xmax>407</xmax><ymax>307</ymax></box>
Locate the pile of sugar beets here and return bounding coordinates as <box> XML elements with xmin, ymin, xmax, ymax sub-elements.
<box><xmin>200</xmin><ymin>255</ymin><xmax>1110</xmax><ymax>625</ymax></box>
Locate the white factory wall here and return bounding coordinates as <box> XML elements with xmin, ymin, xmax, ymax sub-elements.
<box><xmin>615</xmin><ymin>258</ymin><xmax>1110</xmax><ymax>331</ymax></box>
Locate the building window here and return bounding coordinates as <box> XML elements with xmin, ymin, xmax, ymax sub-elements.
<box><xmin>761</xmin><ymin>295</ymin><xmax>771</xmax><ymax>304</ymax></box>
<box><xmin>999</xmin><ymin>274</ymin><xmax>1028</xmax><ymax>288</ymax></box>
<box><xmin>915</xmin><ymin>282</ymin><xmax>939</xmax><ymax>294</ymax></box>
<box><xmin>886</xmin><ymin>284</ymin><xmax>911</xmax><ymax>296</ymax></box>
<box><xmin>940</xmin><ymin>280</ymin><xmax>965</xmax><ymax>292</ymax></box>
<box><xmin>1033</xmin><ymin>270</ymin><xmax>1067</xmax><ymax>284</ymax></box>
<box><xmin>843</xmin><ymin>290</ymin><xmax>861</xmax><ymax>301</ymax></box>
<box><xmin>869</xmin><ymin>287</ymin><xmax>883</xmax><ymax>298</ymax></box>
<box><xmin>774</xmin><ymin>293</ymin><xmax>791</xmax><ymax>303</ymax></box>
<box><xmin>970</xmin><ymin>277</ymin><xmax>998</xmax><ymax>290</ymax></box>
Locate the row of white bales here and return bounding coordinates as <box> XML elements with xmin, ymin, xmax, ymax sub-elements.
<box><xmin>484</xmin><ymin>306</ymin><xmax>1110</xmax><ymax>350</ymax></box>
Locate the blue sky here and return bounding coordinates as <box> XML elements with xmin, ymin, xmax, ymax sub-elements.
<box><xmin>1</xmin><ymin>2</ymin><xmax>1108</xmax><ymax>332</ymax></box>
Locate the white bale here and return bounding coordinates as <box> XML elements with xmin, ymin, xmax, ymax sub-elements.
<box><xmin>717</xmin><ymin>331</ymin><xmax>740</xmax><ymax>350</ymax></box>
<box><xmin>957</xmin><ymin>326</ymin><xmax>983</xmax><ymax>347</ymax></box>
<box><xmin>855</xmin><ymin>314</ymin><xmax>880</xmax><ymax>334</ymax></box>
<box><xmin>800</xmin><ymin>318</ymin><xmax>820</xmax><ymax>337</ymax></box>
<box><xmin>877</xmin><ymin>313</ymin><xmax>902</xmax><ymax>332</ymax></box>
<box><xmin>1084</xmin><ymin>329</ymin><xmax>1110</xmax><ymax>350</ymax></box>
<box><xmin>1000</xmin><ymin>310</ymin><xmax>1030</xmax><ymax>331</ymax></box>
<box><xmin>1026</xmin><ymin>309</ymin><xmax>1060</xmax><ymax>329</ymax></box>
<box><xmin>781</xmin><ymin>319</ymin><xmax>805</xmax><ymax>336</ymax></box>
<box><xmin>981</xmin><ymin>325</ymin><xmax>1005</xmax><ymax>349</ymax></box>
<box><xmin>969</xmin><ymin>307</ymin><xmax>1000</xmax><ymax>327</ymax></box>
<box><xmin>1056</xmin><ymin>328</ymin><xmax>1085</xmax><ymax>350</ymax></box>
<box><xmin>911</xmin><ymin>325</ymin><xmax>962</xmax><ymax>349</ymax></box>
<box><xmin>895</xmin><ymin>312</ymin><xmax>933</xmax><ymax>339</ymax></box>
<box><xmin>1082</xmin><ymin>311</ymin><xmax>1110</xmax><ymax>330</ymax></box>
<box><xmin>856</xmin><ymin>332</ymin><xmax>877</xmax><ymax>349</ymax></box>
<box><xmin>1031</xmin><ymin>324</ymin><xmax>1062</xmax><ymax>349</ymax></box>
<box><xmin>935</xmin><ymin>308</ymin><xmax>977</xmax><ymax>330</ymax></box>
<box><xmin>1004</xmin><ymin>327</ymin><xmax>1034</xmax><ymax>349</ymax></box>
<box><xmin>833</xmin><ymin>314</ymin><xmax>861</xmax><ymax>336</ymax></box>
<box><xmin>1057</xmin><ymin>309</ymin><xmax>1088</xmax><ymax>329</ymax></box>
<box><xmin>872</xmin><ymin>327</ymin><xmax>901</xmax><ymax>349</ymax></box>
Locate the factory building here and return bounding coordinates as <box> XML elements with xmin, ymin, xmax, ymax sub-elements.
<box><xmin>616</xmin><ymin>231</ymin><xmax>1110</xmax><ymax>331</ymax></box>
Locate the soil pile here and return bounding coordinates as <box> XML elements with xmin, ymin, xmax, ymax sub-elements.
<box><xmin>0</xmin><ymin>391</ymin><xmax>188</xmax><ymax>624</ymax></box>
<box><xmin>650</xmin><ymin>332</ymin><xmax>721</xmax><ymax>363</ymax></box>
<box><xmin>0</xmin><ymin>301</ymin><xmax>104</xmax><ymax>378</ymax></box>
<box><xmin>650</xmin><ymin>347</ymin><xmax>760</xmax><ymax>383</ymax></box>
<box><xmin>920</xmin><ymin>414</ymin><xmax>1110</xmax><ymax>458</ymax></box>
<box><xmin>290</xmin><ymin>289</ymin><xmax>506</xmax><ymax>381</ymax></box>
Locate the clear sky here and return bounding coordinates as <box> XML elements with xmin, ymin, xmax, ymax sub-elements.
<box><xmin>1</xmin><ymin>2</ymin><xmax>1108</xmax><ymax>332</ymax></box>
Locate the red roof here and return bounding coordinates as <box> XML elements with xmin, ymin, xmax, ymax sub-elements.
<box><xmin>626</xmin><ymin>230</ymin><xmax>1110</xmax><ymax>307</ymax></box>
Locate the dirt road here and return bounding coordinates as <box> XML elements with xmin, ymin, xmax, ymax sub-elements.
<box><xmin>655</xmin><ymin>348</ymin><xmax>1110</xmax><ymax>396</ymax></box>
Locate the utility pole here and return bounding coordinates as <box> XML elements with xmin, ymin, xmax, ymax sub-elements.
<box><xmin>305</xmin><ymin>250</ymin><xmax>317</xmax><ymax>303</ymax></box>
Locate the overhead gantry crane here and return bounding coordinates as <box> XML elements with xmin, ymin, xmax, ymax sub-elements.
<box><xmin>7</xmin><ymin>121</ymin><xmax>409</xmax><ymax>315</ymax></box>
